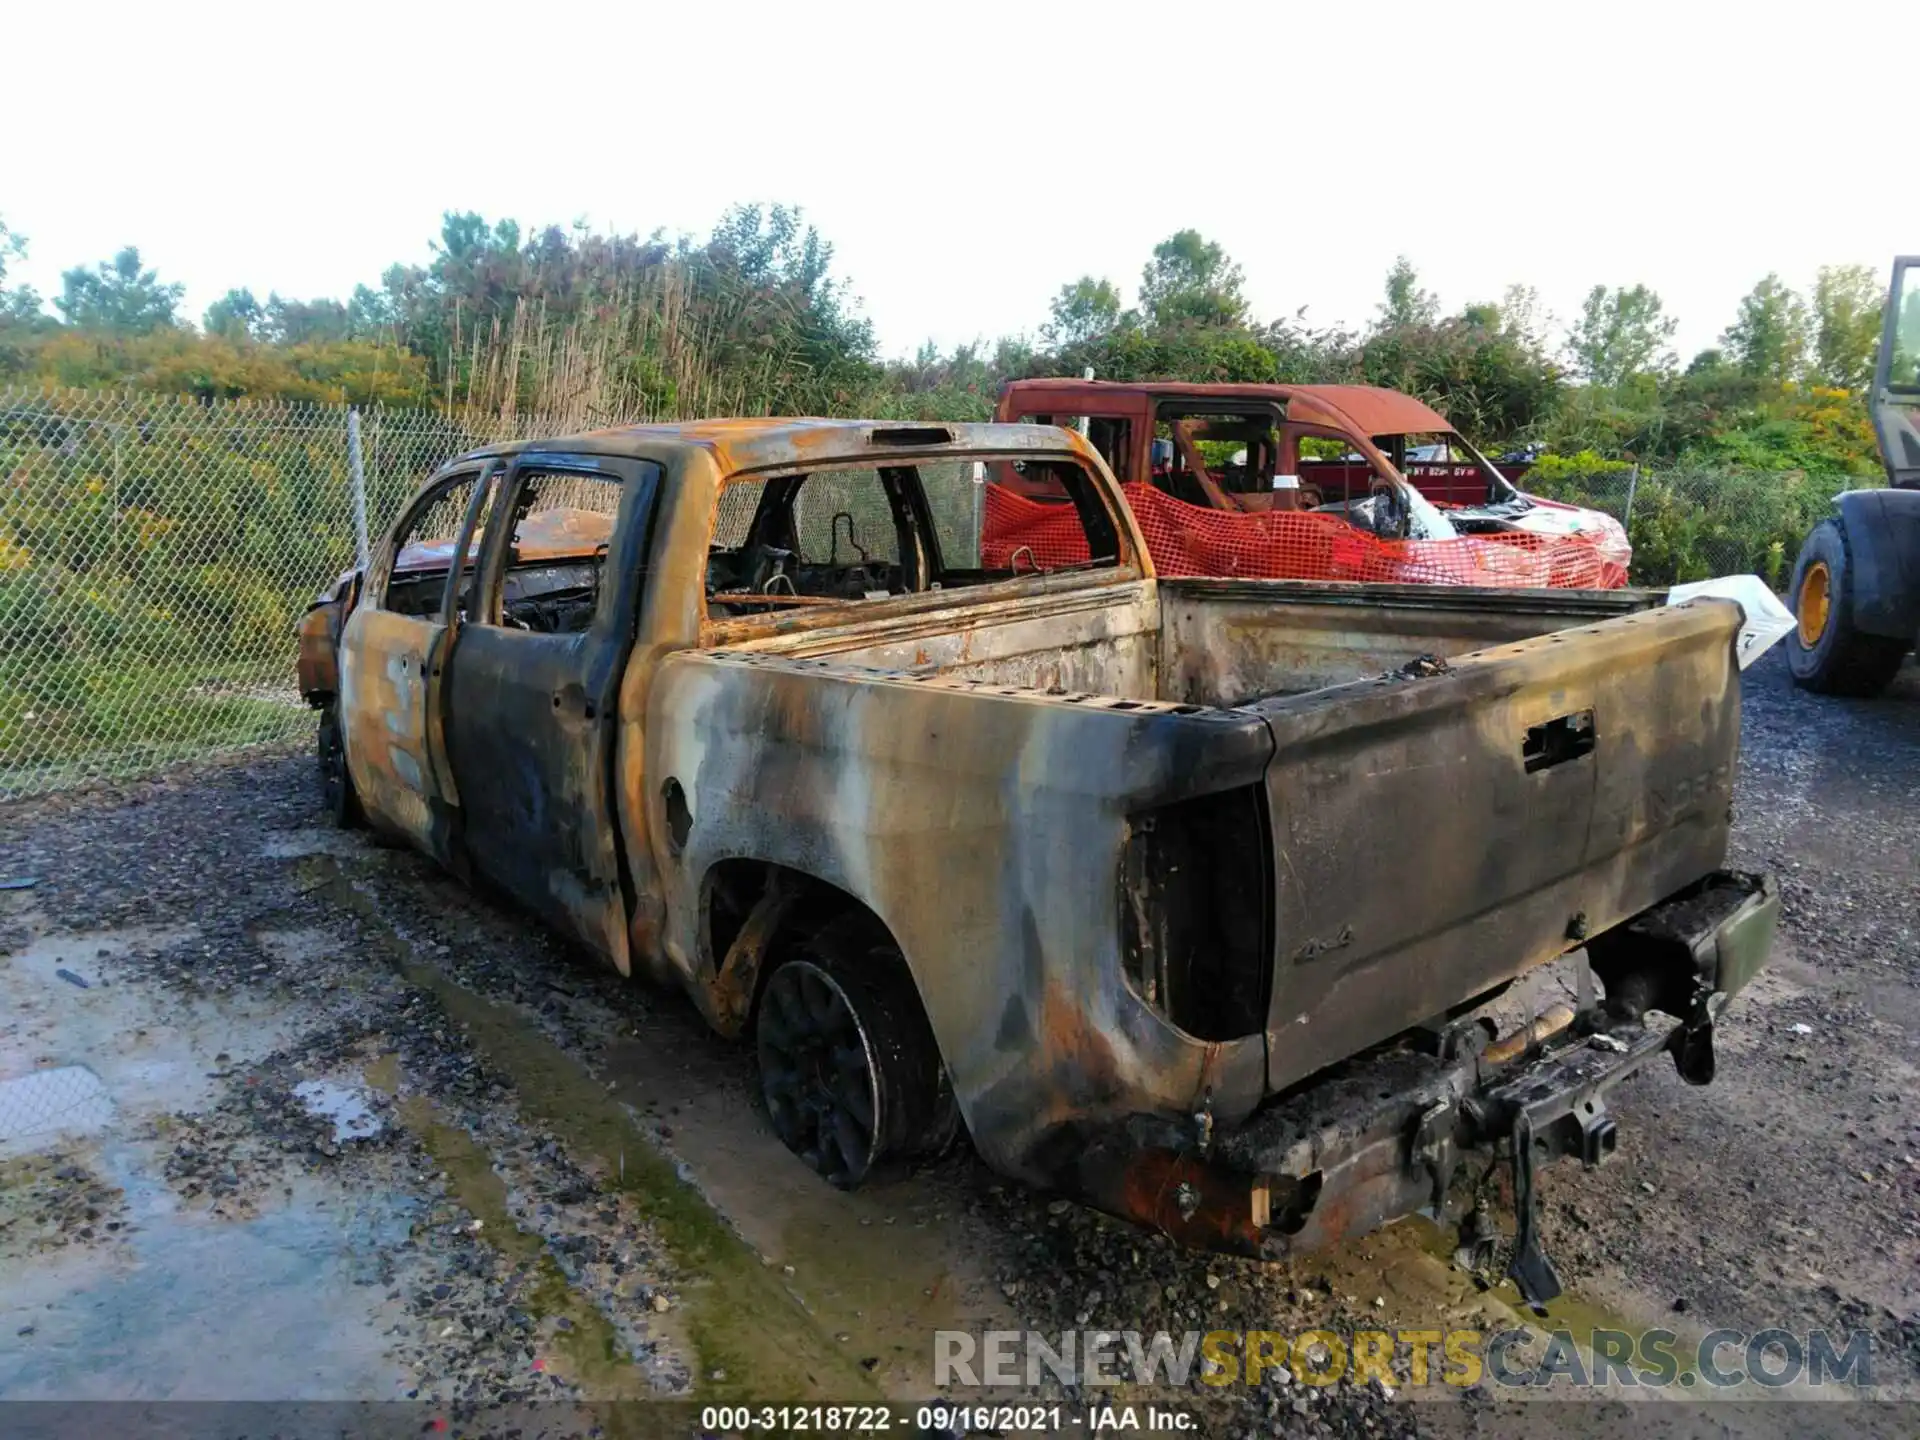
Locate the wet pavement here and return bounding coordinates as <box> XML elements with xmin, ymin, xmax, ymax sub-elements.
<box><xmin>0</xmin><ymin>923</ymin><xmax>407</xmax><ymax>1402</ymax></box>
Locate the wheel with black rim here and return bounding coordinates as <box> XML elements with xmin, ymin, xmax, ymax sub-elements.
<box><xmin>317</xmin><ymin>703</ymin><xmax>364</xmax><ymax>829</ymax></box>
<box><xmin>755</xmin><ymin>917</ymin><xmax>957</xmax><ymax>1188</ymax></box>
<box><xmin>1786</xmin><ymin>517</ymin><xmax>1910</xmax><ymax>696</ymax></box>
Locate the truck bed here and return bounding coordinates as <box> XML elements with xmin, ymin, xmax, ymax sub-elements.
<box><xmin>716</xmin><ymin>572</ymin><xmax>1669</xmax><ymax>706</ymax></box>
<box><xmin>1157</xmin><ymin>577</ymin><xmax>1665</xmax><ymax>702</ymax></box>
<box><xmin>696</xmin><ymin>574</ymin><xmax>1738</xmax><ymax>1094</ymax></box>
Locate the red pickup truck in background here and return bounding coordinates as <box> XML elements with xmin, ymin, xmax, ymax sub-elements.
<box><xmin>1305</xmin><ymin>435</ymin><xmax>1537</xmax><ymax>508</ymax></box>
<box><xmin>989</xmin><ymin>380</ymin><xmax>1629</xmax><ymax>588</ymax></box>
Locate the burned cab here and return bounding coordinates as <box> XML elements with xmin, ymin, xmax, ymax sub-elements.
<box><xmin>298</xmin><ymin>418</ymin><xmax>1774</xmax><ymax>1293</ymax></box>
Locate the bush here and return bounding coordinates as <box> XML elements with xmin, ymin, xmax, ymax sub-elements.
<box><xmin>1524</xmin><ymin>451</ymin><xmax>1838</xmax><ymax>587</ymax></box>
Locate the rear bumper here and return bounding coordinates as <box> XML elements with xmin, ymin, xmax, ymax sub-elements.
<box><xmin>1071</xmin><ymin>870</ymin><xmax>1778</xmax><ymax>1258</ymax></box>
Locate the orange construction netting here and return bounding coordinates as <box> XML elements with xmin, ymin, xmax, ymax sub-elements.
<box><xmin>982</xmin><ymin>482</ymin><xmax>1631</xmax><ymax>589</ymax></box>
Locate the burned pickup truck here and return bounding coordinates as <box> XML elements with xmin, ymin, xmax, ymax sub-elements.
<box><xmin>297</xmin><ymin>419</ymin><xmax>1774</xmax><ymax>1297</ymax></box>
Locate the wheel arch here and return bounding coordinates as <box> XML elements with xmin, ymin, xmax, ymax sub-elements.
<box><xmin>697</xmin><ymin>857</ymin><xmax>941</xmax><ymax>1049</ymax></box>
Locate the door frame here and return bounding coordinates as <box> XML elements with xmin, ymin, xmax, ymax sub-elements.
<box><xmin>443</xmin><ymin>449</ymin><xmax>663</xmax><ymax>972</ymax></box>
<box><xmin>339</xmin><ymin>458</ymin><xmax>501</xmax><ymax>863</ymax></box>
<box><xmin>1872</xmin><ymin>255</ymin><xmax>1920</xmax><ymax>488</ymax></box>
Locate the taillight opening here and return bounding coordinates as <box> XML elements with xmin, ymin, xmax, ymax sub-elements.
<box><xmin>1119</xmin><ymin>783</ymin><xmax>1272</xmax><ymax>1041</ymax></box>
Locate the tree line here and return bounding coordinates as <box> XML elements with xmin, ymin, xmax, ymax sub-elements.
<box><xmin>0</xmin><ymin>205</ymin><xmax>1889</xmax><ymax>787</ymax></box>
<box><xmin>0</xmin><ymin>206</ymin><xmax>1889</xmax><ymax>477</ymax></box>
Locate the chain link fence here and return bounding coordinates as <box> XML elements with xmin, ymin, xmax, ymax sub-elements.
<box><xmin>1519</xmin><ymin>463</ymin><xmax>1850</xmax><ymax>590</ymax></box>
<box><xmin>0</xmin><ymin>1063</ymin><xmax>114</xmax><ymax>1148</ymax></box>
<box><xmin>0</xmin><ymin>387</ymin><xmax>1851</xmax><ymax>802</ymax></box>
<box><xmin>0</xmin><ymin>389</ymin><xmax>549</xmax><ymax>800</ymax></box>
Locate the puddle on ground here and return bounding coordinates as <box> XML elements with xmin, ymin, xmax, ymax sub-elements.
<box><xmin>289</xmin><ymin>854</ymin><xmax>1034</xmax><ymax>1396</ymax></box>
<box><xmin>2</xmin><ymin>922</ymin><xmax>299</xmax><ymax>1148</ymax></box>
<box><xmin>0</xmin><ymin>1151</ymin><xmax>414</xmax><ymax>1401</ymax></box>
<box><xmin>293</xmin><ymin>1078</ymin><xmax>384</xmax><ymax>1142</ymax></box>
<box><xmin>1301</xmin><ymin>1211</ymin><xmax>1755</xmax><ymax>1397</ymax></box>
<box><xmin>332</xmin><ymin>866</ymin><xmax>1025</xmax><ymax>1392</ymax></box>
<box><xmin>3</xmin><ymin>923</ymin><xmax>201</xmax><ymax>989</ymax></box>
<box><xmin>260</xmin><ymin>829</ymin><xmax>367</xmax><ymax>861</ymax></box>
<box><xmin>0</xmin><ymin>1065</ymin><xmax>114</xmax><ymax>1146</ymax></box>
<box><xmin>254</xmin><ymin>927</ymin><xmax>335</xmax><ymax>967</ymax></box>
<box><xmin>0</xmin><ymin>917</ymin><xmax>420</xmax><ymax>1401</ymax></box>
<box><xmin>389</xmin><ymin>1088</ymin><xmax>673</xmax><ymax>1399</ymax></box>
<box><xmin>599</xmin><ymin>1029</ymin><xmax>1020</xmax><ymax>1386</ymax></box>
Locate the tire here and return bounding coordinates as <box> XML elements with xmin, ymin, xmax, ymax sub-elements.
<box><xmin>1786</xmin><ymin>518</ymin><xmax>1911</xmax><ymax>696</ymax></box>
<box><xmin>754</xmin><ymin>915</ymin><xmax>958</xmax><ymax>1188</ymax></box>
<box><xmin>316</xmin><ymin>703</ymin><xmax>364</xmax><ymax>829</ymax></box>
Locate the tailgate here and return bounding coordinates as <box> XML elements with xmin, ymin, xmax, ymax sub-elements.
<box><xmin>1248</xmin><ymin>598</ymin><xmax>1742</xmax><ymax>1093</ymax></box>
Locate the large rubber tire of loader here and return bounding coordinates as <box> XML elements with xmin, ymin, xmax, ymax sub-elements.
<box><xmin>1786</xmin><ymin>517</ymin><xmax>1911</xmax><ymax>696</ymax></box>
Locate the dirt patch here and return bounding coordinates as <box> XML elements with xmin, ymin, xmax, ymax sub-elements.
<box><xmin>0</xmin><ymin>1148</ymin><xmax>127</xmax><ymax>1259</ymax></box>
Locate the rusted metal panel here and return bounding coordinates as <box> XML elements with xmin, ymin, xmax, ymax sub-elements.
<box><xmin>997</xmin><ymin>380</ymin><xmax>1451</xmax><ymax>445</ymax></box>
<box><xmin>335</xmin><ymin>463</ymin><xmax>503</xmax><ymax>861</ymax></box>
<box><xmin>394</xmin><ymin>505</ymin><xmax>614</xmax><ymax>573</ymax></box>
<box><xmin>1281</xmin><ymin>385</ymin><xmax>1455</xmax><ymax>438</ymax></box>
<box><xmin>433</xmin><ymin>455</ymin><xmax>659</xmax><ymax>979</ymax></box>
<box><xmin>704</xmin><ymin>578</ymin><xmax>1164</xmax><ymax>695</ymax></box>
<box><xmin>1158</xmin><ymin>578</ymin><xmax>1665</xmax><ymax>703</ymax></box>
<box><xmin>1252</xmin><ymin>598</ymin><xmax>1741</xmax><ymax>1092</ymax></box>
<box><xmin>605</xmin><ymin>425</ymin><xmax>1155</xmax><ymax>990</ymax></box>
<box><xmin>639</xmin><ymin>640</ymin><xmax>1276</xmax><ymax>1180</ymax></box>
<box><xmin>629</xmin><ymin>592</ymin><xmax>1742</xmax><ymax>1191</ymax></box>
<box><xmin>295</xmin><ymin>600</ymin><xmax>341</xmax><ymax>700</ymax></box>
<box><xmin>337</xmin><ymin>605</ymin><xmax>452</xmax><ymax>858</ymax></box>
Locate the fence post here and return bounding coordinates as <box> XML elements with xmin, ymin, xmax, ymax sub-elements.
<box><xmin>1623</xmin><ymin>464</ymin><xmax>1639</xmax><ymax>532</ymax></box>
<box><xmin>970</xmin><ymin>461</ymin><xmax>985</xmax><ymax>568</ymax></box>
<box><xmin>348</xmin><ymin>407</ymin><xmax>371</xmax><ymax>569</ymax></box>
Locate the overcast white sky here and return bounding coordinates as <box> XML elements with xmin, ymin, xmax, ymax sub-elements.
<box><xmin>4</xmin><ymin>0</ymin><xmax>1907</xmax><ymax>365</ymax></box>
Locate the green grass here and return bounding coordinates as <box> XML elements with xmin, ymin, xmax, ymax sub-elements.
<box><xmin>0</xmin><ymin>658</ymin><xmax>311</xmax><ymax>798</ymax></box>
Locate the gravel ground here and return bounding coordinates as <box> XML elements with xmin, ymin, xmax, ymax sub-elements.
<box><xmin>1533</xmin><ymin>650</ymin><xmax>1920</xmax><ymax>1371</ymax></box>
<box><xmin>0</xmin><ymin>759</ymin><xmax>693</xmax><ymax>1412</ymax></box>
<box><xmin>1</xmin><ymin>648</ymin><xmax>1915</xmax><ymax>1438</ymax></box>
